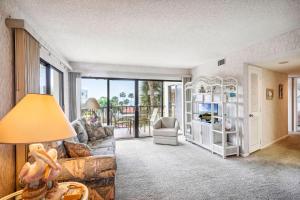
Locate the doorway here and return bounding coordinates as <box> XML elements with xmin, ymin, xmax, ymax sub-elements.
<box><xmin>248</xmin><ymin>65</ymin><xmax>263</xmax><ymax>153</ymax></box>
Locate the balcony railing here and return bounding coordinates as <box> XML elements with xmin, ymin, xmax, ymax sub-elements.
<box><xmin>81</xmin><ymin>105</ymin><xmax>170</xmax><ymax>127</ymax></box>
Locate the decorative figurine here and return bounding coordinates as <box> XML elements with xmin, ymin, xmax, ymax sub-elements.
<box><xmin>19</xmin><ymin>143</ymin><xmax>65</xmax><ymax>200</ymax></box>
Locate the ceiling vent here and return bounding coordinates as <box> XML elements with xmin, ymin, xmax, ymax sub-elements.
<box><xmin>218</xmin><ymin>59</ymin><xmax>225</xmax><ymax>66</ymax></box>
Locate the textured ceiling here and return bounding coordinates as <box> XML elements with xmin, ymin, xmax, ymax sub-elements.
<box><xmin>15</xmin><ymin>0</ymin><xmax>300</xmax><ymax>68</ymax></box>
<box><xmin>256</xmin><ymin>50</ymin><xmax>300</xmax><ymax>74</ymax></box>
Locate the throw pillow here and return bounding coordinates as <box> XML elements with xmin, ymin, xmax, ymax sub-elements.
<box><xmin>72</xmin><ymin>120</ymin><xmax>89</xmax><ymax>144</ymax></box>
<box><xmin>85</xmin><ymin>121</ymin><xmax>106</xmax><ymax>140</ymax></box>
<box><xmin>63</xmin><ymin>141</ymin><xmax>92</xmax><ymax>158</ymax></box>
<box><xmin>104</xmin><ymin>126</ymin><xmax>114</xmax><ymax>136</ymax></box>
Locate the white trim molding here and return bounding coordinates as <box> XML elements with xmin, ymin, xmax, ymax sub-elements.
<box><xmin>261</xmin><ymin>135</ymin><xmax>289</xmax><ymax>149</ymax></box>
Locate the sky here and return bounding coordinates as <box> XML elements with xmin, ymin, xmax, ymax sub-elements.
<box><xmin>81</xmin><ymin>79</ymin><xmax>135</xmax><ymax>104</ymax></box>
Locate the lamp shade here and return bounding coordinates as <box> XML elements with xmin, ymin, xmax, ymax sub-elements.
<box><xmin>0</xmin><ymin>94</ymin><xmax>76</xmax><ymax>144</ymax></box>
<box><xmin>86</xmin><ymin>98</ymin><xmax>100</xmax><ymax>111</ymax></box>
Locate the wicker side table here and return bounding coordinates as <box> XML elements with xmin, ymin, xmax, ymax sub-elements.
<box><xmin>0</xmin><ymin>182</ymin><xmax>88</xmax><ymax>200</ymax></box>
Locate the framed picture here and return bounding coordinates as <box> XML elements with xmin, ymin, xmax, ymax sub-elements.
<box><xmin>279</xmin><ymin>84</ymin><xmax>283</xmax><ymax>99</ymax></box>
<box><xmin>266</xmin><ymin>88</ymin><xmax>274</xmax><ymax>100</ymax></box>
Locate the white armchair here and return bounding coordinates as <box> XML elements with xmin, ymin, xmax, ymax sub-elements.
<box><xmin>152</xmin><ymin>117</ymin><xmax>179</xmax><ymax>145</ymax></box>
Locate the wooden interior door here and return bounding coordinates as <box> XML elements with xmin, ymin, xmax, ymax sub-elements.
<box><xmin>248</xmin><ymin>65</ymin><xmax>263</xmax><ymax>153</ymax></box>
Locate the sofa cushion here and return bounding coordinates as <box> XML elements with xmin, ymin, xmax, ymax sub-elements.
<box><xmin>153</xmin><ymin>128</ymin><xmax>177</xmax><ymax>137</ymax></box>
<box><xmin>72</xmin><ymin>120</ymin><xmax>89</xmax><ymax>144</ymax></box>
<box><xmin>104</xmin><ymin>126</ymin><xmax>114</xmax><ymax>136</ymax></box>
<box><xmin>64</xmin><ymin>141</ymin><xmax>92</xmax><ymax>158</ymax></box>
<box><xmin>88</xmin><ymin>136</ymin><xmax>115</xmax><ymax>149</ymax></box>
<box><xmin>85</xmin><ymin>121</ymin><xmax>107</xmax><ymax>141</ymax></box>
<box><xmin>92</xmin><ymin>146</ymin><xmax>115</xmax><ymax>155</ymax></box>
<box><xmin>161</xmin><ymin>117</ymin><xmax>176</xmax><ymax>128</ymax></box>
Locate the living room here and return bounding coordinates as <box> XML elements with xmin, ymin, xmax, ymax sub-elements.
<box><xmin>0</xmin><ymin>1</ymin><xmax>300</xmax><ymax>199</ymax></box>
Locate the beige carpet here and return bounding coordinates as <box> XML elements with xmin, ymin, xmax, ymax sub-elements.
<box><xmin>116</xmin><ymin>134</ymin><xmax>300</xmax><ymax>200</ymax></box>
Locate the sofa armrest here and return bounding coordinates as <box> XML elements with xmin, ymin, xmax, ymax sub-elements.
<box><xmin>153</xmin><ymin>119</ymin><xmax>161</xmax><ymax>129</ymax></box>
<box><xmin>57</xmin><ymin>155</ymin><xmax>116</xmax><ymax>182</ymax></box>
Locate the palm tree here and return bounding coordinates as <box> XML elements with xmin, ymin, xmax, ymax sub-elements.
<box><xmin>110</xmin><ymin>96</ymin><xmax>119</xmax><ymax>107</ymax></box>
<box><xmin>128</xmin><ymin>93</ymin><xmax>134</xmax><ymax>105</ymax></box>
<box><xmin>119</xmin><ymin>92</ymin><xmax>126</xmax><ymax>104</ymax></box>
<box><xmin>124</xmin><ymin>98</ymin><xmax>130</xmax><ymax>105</ymax></box>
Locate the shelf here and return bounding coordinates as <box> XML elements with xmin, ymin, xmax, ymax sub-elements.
<box><xmin>212</xmin><ymin>129</ymin><xmax>222</xmax><ymax>134</ymax></box>
<box><xmin>226</xmin><ymin>130</ymin><xmax>237</xmax><ymax>134</ymax></box>
<box><xmin>212</xmin><ymin>130</ymin><xmax>237</xmax><ymax>134</ymax></box>
<box><xmin>212</xmin><ymin>116</ymin><xmax>223</xmax><ymax>119</ymax></box>
<box><xmin>213</xmin><ymin>142</ymin><xmax>237</xmax><ymax>149</ymax></box>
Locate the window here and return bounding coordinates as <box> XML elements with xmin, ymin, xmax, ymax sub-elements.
<box><xmin>40</xmin><ymin>59</ymin><xmax>64</xmax><ymax>109</ymax></box>
<box><xmin>81</xmin><ymin>78</ymin><xmax>108</xmax><ymax>125</ymax></box>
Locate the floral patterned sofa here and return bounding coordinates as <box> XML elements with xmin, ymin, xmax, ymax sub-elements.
<box><xmin>48</xmin><ymin>118</ymin><xmax>116</xmax><ymax>200</ymax></box>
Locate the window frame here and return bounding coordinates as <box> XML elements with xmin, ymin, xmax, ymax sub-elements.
<box><xmin>40</xmin><ymin>59</ymin><xmax>64</xmax><ymax>110</ymax></box>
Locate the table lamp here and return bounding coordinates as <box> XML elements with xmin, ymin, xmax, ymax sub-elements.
<box><xmin>85</xmin><ymin>98</ymin><xmax>100</xmax><ymax>123</ymax></box>
<box><xmin>0</xmin><ymin>94</ymin><xmax>76</xmax><ymax>199</ymax></box>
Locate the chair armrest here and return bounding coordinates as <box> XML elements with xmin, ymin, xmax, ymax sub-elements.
<box><xmin>175</xmin><ymin>120</ymin><xmax>180</xmax><ymax>130</ymax></box>
<box><xmin>153</xmin><ymin>119</ymin><xmax>161</xmax><ymax>129</ymax></box>
<box><xmin>57</xmin><ymin>155</ymin><xmax>116</xmax><ymax>182</ymax></box>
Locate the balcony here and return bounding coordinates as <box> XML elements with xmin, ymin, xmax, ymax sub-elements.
<box><xmin>81</xmin><ymin>105</ymin><xmax>166</xmax><ymax>139</ymax></box>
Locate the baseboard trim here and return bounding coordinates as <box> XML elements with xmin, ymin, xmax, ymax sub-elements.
<box><xmin>261</xmin><ymin>135</ymin><xmax>288</xmax><ymax>149</ymax></box>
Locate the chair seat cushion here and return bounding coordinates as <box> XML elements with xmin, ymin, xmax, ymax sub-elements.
<box><xmin>153</xmin><ymin>128</ymin><xmax>177</xmax><ymax>137</ymax></box>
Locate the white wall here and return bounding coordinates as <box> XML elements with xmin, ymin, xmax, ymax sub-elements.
<box><xmin>261</xmin><ymin>69</ymin><xmax>288</xmax><ymax>147</ymax></box>
<box><xmin>0</xmin><ymin>0</ymin><xmax>71</xmax><ymax>118</ymax></box>
<box><xmin>0</xmin><ymin>2</ymin><xmax>70</xmax><ymax>195</ymax></box>
<box><xmin>0</xmin><ymin>1</ymin><xmax>16</xmax><ymax>196</ymax></box>
<box><xmin>192</xmin><ymin>28</ymin><xmax>300</xmax><ymax>155</ymax></box>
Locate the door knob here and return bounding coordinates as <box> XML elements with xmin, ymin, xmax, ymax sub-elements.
<box><xmin>249</xmin><ymin>114</ymin><xmax>254</xmax><ymax>117</ymax></box>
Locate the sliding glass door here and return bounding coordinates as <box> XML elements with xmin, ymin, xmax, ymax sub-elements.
<box><xmin>109</xmin><ymin>80</ymin><xmax>135</xmax><ymax>139</ymax></box>
<box><xmin>80</xmin><ymin>77</ymin><xmax>182</xmax><ymax>138</ymax></box>
<box><xmin>138</xmin><ymin>80</ymin><xmax>162</xmax><ymax>137</ymax></box>
<box><xmin>163</xmin><ymin>81</ymin><xmax>183</xmax><ymax>131</ymax></box>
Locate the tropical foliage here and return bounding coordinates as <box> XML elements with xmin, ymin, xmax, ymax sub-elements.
<box><xmin>95</xmin><ymin>81</ymin><xmax>161</xmax><ymax>108</ymax></box>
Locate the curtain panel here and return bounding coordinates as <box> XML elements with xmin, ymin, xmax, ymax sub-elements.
<box><xmin>69</xmin><ymin>72</ymin><xmax>81</xmax><ymax>121</ymax></box>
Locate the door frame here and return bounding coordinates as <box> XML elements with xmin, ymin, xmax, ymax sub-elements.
<box><xmin>248</xmin><ymin>65</ymin><xmax>263</xmax><ymax>153</ymax></box>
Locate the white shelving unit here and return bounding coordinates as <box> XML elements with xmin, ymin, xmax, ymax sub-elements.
<box><xmin>210</xmin><ymin>77</ymin><xmax>239</xmax><ymax>158</ymax></box>
<box><xmin>184</xmin><ymin>76</ymin><xmax>240</xmax><ymax>158</ymax></box>
<box><xmin>184</xmin><ymin>82</ymin><xmax>193</xmax><ymax>141</ymax></box>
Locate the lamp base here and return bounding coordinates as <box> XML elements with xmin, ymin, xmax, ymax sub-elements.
<box><xmin>19</xmin><ymin>143</ymin><xmax>62</xmax><ymax>199</ymax></box>
<box><xmin>22</xmin><ymin>181</ymin><xmax>47</xmax><ymax>200</ymax></box>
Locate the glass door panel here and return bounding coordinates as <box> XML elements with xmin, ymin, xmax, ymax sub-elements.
<box><xmin>81</xmin><ymin>78</ymin><xmax>108</xmax><ymax>125</ymax></box>
<box><xmin>40</xmin><ymin>64</ymin><xmax>47</xmax><ymax>94</ymax></box>
<box><xmin>138</xmin><ymin>80</ymin><xmax>162</xmax><ymax>137</ymax></box>
<box><xmin>50</xmin><ymin>68</ymin><xmax>63</xmax><ymax>107</ymax></box>
<box><xmin>297</xmin><ymin>78</ymin><xmax>300</xmax><ymax>131</ymax></box>
<box><xmin>163</xmin><ymin>82</ymin><xmax>183</xmax><ymax>131</ymax></box>
<box><xmin>109</xmin><ymin>80</ymin><xmax>135</xmax><ymax>139</ymax></box>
